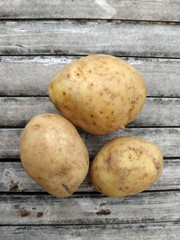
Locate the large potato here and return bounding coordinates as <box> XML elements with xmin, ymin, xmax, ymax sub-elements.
<box><xmin>90</xmin><ymin>136</ymin><xmax>163</xmax><ymax>197</ymax></box>
<box><xmin>49</xmin><ymin>54</ymin><xmax>146</xmax><ymax>135</ymax></box>
<box><xmin>20</xmin><ymin>113</ymin><xmax>89</xmax><ymax>197</ymax></box>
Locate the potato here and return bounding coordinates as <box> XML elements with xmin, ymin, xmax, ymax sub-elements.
<box><xmin>20</xmin><ymin>113</ymin><xmax>89</xmax><ymax>197</ymax></box>
<box><xmin>90</xmin><ymin>136</ymin><xmax>163</xmax><ymax>197</ymax></box>
<box><xmin>49</xmin><ymin>54</ymin><xmax>146</xmax><ymax>135</ymax></box>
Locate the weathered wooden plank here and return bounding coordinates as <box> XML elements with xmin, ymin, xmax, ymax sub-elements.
<box><xmin>0</xmin><ymin>97</ymin><xmax>58</xmax><ymax>127</ymax></box>
<box><xmin>0</xmin><ymin>0</ymin><xmax>180</xmax><ymax>22</ymax></box>
<box><xmin>0</xmin><ymin>56</ymin><xmax>179</xmax><ymax>97</ymax></box>
<box><xmin>0</xmin><ymin>21</ymin><xmax>179</xmax><ymax>57</ymax></box>
<box><xmin>0</xmin><ymin>128</ymin><xmax>179</xmax><ymax>159</ymax></box>
<box><xmin>0</xmin><ymin>192</ymin><xmax>179</xmax><ymax>224</ymax></box>
<box><xmin>0</xmin><ymin>223</ymin><xmax>180</xmax><ymax>240</ymax></box>
<box><xmin>0</xmin><ymin>160</ymin><xmax>179</xmax><ymax>193</ymax></box>
<box><xmin>0</xmin><ymin>97</ymin><xmax>179</xmax><ymax>127</ymax></box>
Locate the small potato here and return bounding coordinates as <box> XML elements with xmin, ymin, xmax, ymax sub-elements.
<box><xmin>20</xmin><ymin>113</ymin><xmax>89</xmax><ymax>197</ymax></box>
<box><xmin>90</xmin><ymin>136</ymin><xmax>163</xmax><ymax>197</ymax></box>
<box><xmin>49</xmin><ymin>54</ymin><xmax>146</xmax><ymax>135</ymax></box>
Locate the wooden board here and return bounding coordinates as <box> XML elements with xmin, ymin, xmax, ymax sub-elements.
<box><xmin>0</xmin><ymin>56</ymin><xmax>179</xmax><ymax>97</ymax></box>
<box><xmin>0</xmin><ymin>128</ymin><xmax>179</xmax><ymax>159</ymax></box>
<box><xmin>0</xmin><ymin>223</ymin><xmax>180</xmax><ymax>240</ymax></box>
<box><xmin>0</xmin><ymin>160</ymin><xmax>179</xmax><ymax>193</ymax></box>
<box><xmin>0</xmin><ymin>97</ymin><xmax>179</xmax><ymax>127</ymax></box>
<box><xmin>0</xmin><ymin>192</ymin><xmax>179</xmax><ymax>225</ymax></box>
<box><xmin>0</xmin><ymin>0</ymin><xmax>180</xmax><ymax>22</ymax></box>
<box><xmin>0</xmin><ymin>21</ymin><xmax>179</xmax><ymax>57</ymax></box>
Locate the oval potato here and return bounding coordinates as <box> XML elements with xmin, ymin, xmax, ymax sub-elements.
<box><xmin>90</xmin><ymin>136</ymin><xmax>163</xmax><ymax>197</ymax></box>
<box><xmin>49</xmin><ymin>54</ymin><xmax>146</xmax><ymax>135</ymax></box>
<box><xmin>20</xmin><ymin>113</ymin><xmax>89</xmax><ymax>197</ymax></box>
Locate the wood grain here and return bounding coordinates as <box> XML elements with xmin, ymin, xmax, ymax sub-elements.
<box><xmin>0</xmin><ymin>160</ymin><xmax>179</xmax><ymax>193</ymax></box>
<box><xmin>0</xmin><ymin>21</ymin><xmax>179</xmax><ymax>57</ymax></box>
<box><xmin>0</xmin><ymin>128</ymin><xmax>179</xmax><ymax>159</ymax></box>
<box><xmin>0</xmin><ymin>192</ymin><xmax>179</xmax><ymax>224</ymax></box>
<box><xmin>0</xmin><ymin>56</ymin><xmax>179</xmax><ymax>97</ymax></box>
<box><xmin>0</xmin><ymin>223</ymin><xmax>180</xmax><ymax>240</ymax></box>
<box><xmin>0</xmin><ymin>0</ymin><xmax>180</xmax><ymax>22</ymax></box>
<box><xmin>0</xmin><ymin>97</ymin><xmax>179</xmax><ymax>127</ymax></box>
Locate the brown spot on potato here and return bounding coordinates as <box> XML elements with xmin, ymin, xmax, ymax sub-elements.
<box><xmin>32</xmin><ymin>124</ymin><xmax>40</xmax><ymax>129</ymax></box>
<box><xmin>93</xmin><ymin>122</ymin><xmax>96</xmax><ymax>126</ymax></box>
<box><xmin>36</xmin><ymin>212</ymin><xmax>43</xmax><ymax>218</ymax></box>
<box><xmin>90</xmin><ymin>114</ymin><xmax>94</xmax><ymax>118</ymax></box>
<box><xmin>153</xmin><ymin>160</ymin><xmax>162</xmax><ymax>175</ymax></box>
<box><xmin>56</xmin><ymin>166</ymin><xmax>71</xmax><ymax>178</ymax></box>
<box><xmin>104</xmin><ymin>153</ymin><xmax>112</xmax><ymax>166</ymax></box>
<box><xmin>89</xmin><ymin>70</ymin><xmax>92</xmax><ymax>73</ymax></box>
<box><xmin>37</xmin><ymin>176</ymin><xmax>43</xmax><ymax>181</ymax></box>
<box><xmin>32</xmin><ymin>207</ymin><xmax>36</xmax><ymax>210</ymax></box>
<box><xmin>61</xmin><ymin>183</ymin><xmax>71</xmax><ymax>194</ymax></box>
<box><xmin>110</xmin><ymin>93</ymin><xmax>116</xmax><ymax>100</ymax></box>
<box><xmin>63</xmin><ymin>92</ymin><xmax>66</xmax><ymax>95</ymax></box>
<box><xmin>143</xmin><ymin>173</ymin><xmax>148</xmax><ymax>178</ymax></box>
<box><xmin>90</xmin><ymin>83</ymin><xmax>94</xmax><ymax>86</ymax></box>
<box><xmin>96</xmin><ymin>209</ymin><xmax>111</xmax><ymax>215</ymax></box>
<box><xmin>67</xmin><ymin>73</ymin><xmax>70</xmax><ymax>78</ymax></box>
<box><xmin>100</xmin><ymin>111</ymin><xmax>103</xmax><ymax>114</ymax></box>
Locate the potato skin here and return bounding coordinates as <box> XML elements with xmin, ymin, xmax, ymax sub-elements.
<box><xmin>49</xmin><ymin>54</ymin><xmax>146</xmax><ymax>135</ymax></box>
<box><xmin>90</xmin><ymin>136</ymin><xmax>163</xmax><ymax>197</ymax></box>
<box><xmin>20</xmin><ymin>113</ymin><xmax>89</xmax><ymax>197</ymax></box>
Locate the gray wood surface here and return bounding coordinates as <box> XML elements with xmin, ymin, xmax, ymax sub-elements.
<box><xmin>0</xmin><ymin>0</ymin><xmax>179</xmax><ymax>238</ymax></box>
<box><xmin>0</xmin><ymin>192</ymin><xmax>179</xmax><ymax>224</ymax></box>
<box><xmin>0</xmin><ymin>21</ymin><xmax>179</xmax><ymax>57</ymax></box>
<box><xmin>1</xmin><ymin>56</ymin><xmax>179</xmax><ymax>97</ymax></box>
<box><xmin>0</xmin><ymin>0</ymin><xmax>180</xmax><ymax>22</ymax></box>
<box><xmin>0</xmin><ymin>97</ymin><xmax>179</xmax><ymax>127</ymax></box>
<box><xmin>0</xmin><ymin>160</ymin><xmax>179</xmax><ymax>193</ymax></box>
<box><xmin>0</xmin><ymin>128</ymin><xmax>179</xmax><ymax>159</ymax></box>
<box><xmin>0</xmin><ymin>223</ymin><xmax>180</xmax><ymax>240</ymax></box>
